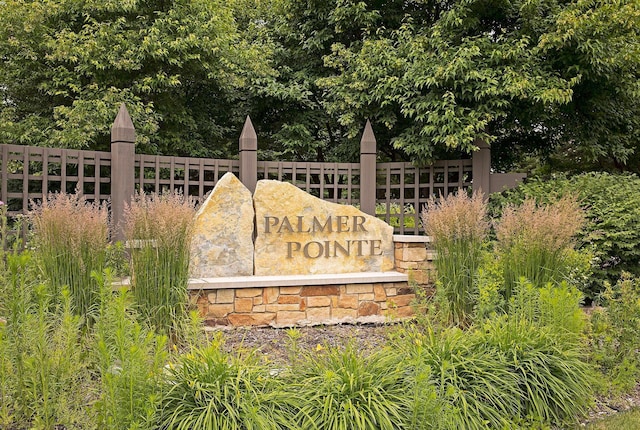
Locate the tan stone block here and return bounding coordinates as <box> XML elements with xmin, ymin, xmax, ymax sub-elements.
<box><xmin>263</xmin><ymin>287</ymin><xmax>279</xmax><ymax>304</ymax></box>
<box><xmin>307</xmin><ymin>296</ymin><xmax>331</xmax><ymax>307</ymax></box>
<box><xmin>395</xmin><ymin>306</ymin><xmax>414</xmax><ymax>318</ymax></box>
<box><xmin>253</xmin><ymin>304</ymin><xmax>266</xmax><ymax>312</ymax></box>
<box><xmin>346</xmin><ymin>284</ymin><xmax>373</xmax><ymax>294</ymax></box>
<box><xmin>395</xmin><ymin>247</ymin><xmax>404</xmax><ymax>262</ymax></box>
<box><xmin>396</xmin><ymin>260</ymin><xmax>419</xmax><ymax>270</ymax></box>
<box><xmin>358</xmin><ymin>302</ymin><xmax>380</xmax><ymax>317</ymax></box>
<box><xmin>253</xmin><ymin>296</ymin><xmax>263</xmax><ymax>305</ymax></box>
<box><xmin>395</xmin><ymin>242</ymin><xmax>404</xmax><ymax>249</ymax></box>
<box><xmin>332</xmin><ymin>308</ymin><xmax>357</xmax><ymax>320</ymax></box>
<box><xmin>337</xmin><ymin>295</ymin><xmax>358</xmax><ymax>309</ymax></box>
<box><xmin>390</xmin><ymin>294</ymin><xmax>415</xmax><ymax>307</ymax></box>
<box><xmin>374</xmin><ymin>285</ymin><xmax>387</xmax><ymax>301</ymax></box>
<box><xmin>300</xmin><ymin>299</ymin><xmax>307</xmax><ymax>311</ymax></box>
<box><xmin>228</xmin><ymin>313</ymin><xmax>275</xmax><ymax>327</ymax></box>
<box><xmin>207</xmin><ymin>292</ymin><xmax>217</xmax><ymax>304</ymax></box>
<box><xmin>266</xmin><ymin>303</ymin><xmax>300</xmax><ymax>312</ymax></box>
<box><xmin>278</xmin><ymin>295</ymin><xmax>302</xmax><ymax>305</ymax></box>
<box><xmin>386</xmin><ymin>287</ymin><xmax>397</xmax><ymax>296</ymax></box>
<box><xmin>234</xmin><ymin>297</ymin><xmax>253</xmax><ymax>313</ymax></box>
<box><xmin>280</xmin><ymin>286</ymin><xmax>302</xmax><ymax>295</ymax></box>
<box><xmin>380</xmin><ymin>302</ymin><xmax>388</xmax><ymax>310</ymax></box>
<box><xmin>331</xmin><ymin>296</ymin><xmax>339</xmax><ymax>307</ymax></box>
<box><xmin>405</xmin><ymin>244</ymin><xmax>427</xmax><ymax>260</ymax></box>
<box><xmin>409</xmin><ymin>270</ymin><xmax>430</xmax><ymax>286</ymax></box>
<box><xmin>300</xmin><ymin>286</ymin><xmax>339</xmax><ymax>296</ymax></box>
<box><xmin>276</xmin><ymin>311</ymin><xmax>306</xmax><ymax>325</ymax></box>
<box><xmin>236</xmin><ymin>288</ymin><xmax>262</xmax><ymax>298</ymax></box>
<box><xmin>216</xmin><ymin>289</ymin><xmax>235</xmax><ymax>304</ymax></box>
<box><xmin>306</xmin><ymin>307</ymin><xmax>331</xmax><ymax>321</ymax></box>
<box><xmin>359</xmin><ymin>293</ymin><xmax>375</xmax><ymax>301</ymax></box>
<box><xmin>208</xmin><ymin>303</ymin><xmax>234</xmax><ymax>318</ymax></box>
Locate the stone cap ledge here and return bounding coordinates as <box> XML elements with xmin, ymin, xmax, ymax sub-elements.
<box><xmin>393</xmin><ymin>235</ymin><xmax>432</xmax><ymax>243</ymax></box>
<box><xmin>188</xmin><ymin>271</ymin><xmax>408</xmax><ymax>290</ymax></box>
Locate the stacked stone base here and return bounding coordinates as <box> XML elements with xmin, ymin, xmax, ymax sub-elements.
<box><xmin>190</xmin><ymin>279</ymin><xmax>415</xmax><ymax>328</ymax></box>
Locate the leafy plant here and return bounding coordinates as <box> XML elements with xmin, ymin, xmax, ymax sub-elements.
<box><xmin>157</xmin><ymin>336</ymin><xmax>289</xmax><ymax>430</ymax></box>
<box><xmin>421</xmin><ymin>191</ymin><xmax>488</xmax><ymax>326</ymax></box>
<box><xmin>124</xmin><ymin>191</ymin><xmax>195</xmax><ymax>337</ymax></box>
<box><xmin>29</xmin><ymin>192</ymin><xmax>108</xmax><ymax>320</ymax></box>
<box><xmin>590</xmin><ymin>274</ymin><xmax>640</xmax><ymax>394</ymax></box>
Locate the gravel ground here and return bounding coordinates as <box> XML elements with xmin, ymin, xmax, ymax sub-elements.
<box><xmin>213</xmin><ymin>322</ymin><xmax>640</xmax><ymax>428</ymax></box>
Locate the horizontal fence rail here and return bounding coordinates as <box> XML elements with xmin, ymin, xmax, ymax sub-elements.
<box><xmin>1</xmin><ymin>103</ymin><xmax>519</xmax><ymax>247</ymax></box>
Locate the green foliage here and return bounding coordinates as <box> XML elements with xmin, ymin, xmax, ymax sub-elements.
<box><xmin>92</xmin><ymin>270</ymin><xmax>168</xmax><ymax>430</ymax></box>
<box><xmin>30</xmin><ymin>192</ymin><xmax>109</xmax><ymax>321</ymax></box>
<box><xmin>589</xmin><ymin>275</ymin><xmax>640</xmax><ymax>394</ymax></box>
<box><xmin>0</xmin><ymin>0</ymin><xmax>274</xmax><ymax>156</ymax></box>
<box><xmin>421</xmin><ymin>191</ymin><xmax>488</xmax><ymax>326</ymax></box>
<box><xmin>491</xmin><ymin>172</ymin><xmax>640</xmax><ymax>299</ymax></box>
<box><xmin>289</xmin><ymin>342</ymin><xmax>431</xmax><ymax>430</ymax></box>
<box><xmin>0</xmin><ymin>251</ymin><xmax>94</xmax><ymax>429</ymax></box>
<box><xmin>125</xmin><ymin>192</ymin><xmax>195</xmax><ymax>337</ymax></box>
<box><xmin>157</xmin><ymin>336</ymin><xmax>288</xmax><ymax>430</ymax></box>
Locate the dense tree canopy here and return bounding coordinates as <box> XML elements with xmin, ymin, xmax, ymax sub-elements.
<box><xmin>0</xmin><ymin>0</ymin><xmax>273</xmax><ymax>156</ymax></box>
<box><xmin>1</xmin><ymin>0</ymin><xmax>639</xmax><ymax>170</ymax></box>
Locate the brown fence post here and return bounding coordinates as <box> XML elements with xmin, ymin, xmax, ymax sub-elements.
<box><xmin>111</xmin><ymin>103</ymin><xmax>136</xmax><ymax>242</ymax></box>
<box><xmin>359</xmin><ymin>120</ymin><xmax>377</xmax><ymax>215</ymax></box>
<box><xmin>472</xmin><ymin>137</ymin><xmax>490</xmax><ymax>196</ymax></box>
<box><xmin>239</xmin><ymin>116</ymin><xmax>257</xmax><ymax>193</ymax></box>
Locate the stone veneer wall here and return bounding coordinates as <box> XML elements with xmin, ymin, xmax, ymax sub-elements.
<box><xmin>189</xmin><ymin>235</ymin><xmax>435</xmax><ymax>328</ymax></box>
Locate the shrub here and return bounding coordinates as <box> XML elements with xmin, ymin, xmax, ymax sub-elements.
<box><xmin>490</xmin><ymin>172</ymin><xmax>640</xmax><ymax>299</ymax></box>
<box><xmin>124</xmin><ymin>191</ymin><xmax>195</xmax><ymax>336</ymax></box>
<box><xmin>590</xmin><ymin>274</ymin><xmax>640</xmax><ymax>393</ymax></box>
<box><xmin>157</xmin><ymin>337</ymin><xmax>289</xmax><ymax>430</ymax></box>
<box><xmin>289</xmin><ymin>342</ymin><xmax>430</xmax><ymax>430</ymax></box>
<box><xmin>494</xmin><ymin>196</ymin><xmax>585</xmax><ymax>301</ymax></box>
<box><xmin>421</xmin><ymin>191</ymin><xmax>488</xmax><ymax>326</ymax></box>
<box><xmin>29</xmin><ymin>192</ymin><xmax>108</xmax><ymax>319</ymax></box>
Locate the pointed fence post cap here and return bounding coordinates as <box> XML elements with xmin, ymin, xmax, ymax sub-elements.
<box><xmin>111</xmin><ymin>103</ymin><xmax>136</xmax><ymax>144</ymax></box>
<box><xmin>239</xmin><ymin>116</ymin><xmax>257</xmax><ymax>151</ymax></box>
<box><xmin>360</xmin><ymin>120</ymin><xmax>376</xmax><ymax>154</ymax></box>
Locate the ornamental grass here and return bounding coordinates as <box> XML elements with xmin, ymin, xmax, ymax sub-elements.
<box><xmin>124</xmin><ymin>191</ymin><xmax>195</xmax><ymax>337</ymax></box>
<box><xmin>421</xmin><ymin>190</ymin><xmax>488</xmax><ymax>326</ymax></box>
<box><xmin>29</xmin><ymin>192</ymin><xmax>108</xmax><ymax>319</ymax></box>
<box><xmin>494</xmin><ymin>195</ymin><xmax>585</xmax><ymax>300</ymax></box>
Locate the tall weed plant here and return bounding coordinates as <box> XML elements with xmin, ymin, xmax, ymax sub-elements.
<box><xmin>421</xmin><ymin>191</ymin><xmax>488</xmax><ymax>326</ymax></box>
<box><xmin>92</xmin><ymin>269</ymin><xmax>168</xmax><ymax>430</ymax></box>
<box><xmin>494</xmin><ymin>196</ymin><xmax>585</xmax><ymax>301</ymax></box>
<box><xmin>124</xmin><ymin>191</ymin><xmax>195</xmax><ymax>336</ymax></box>
<box><xmin>30</xmin><ymin>192</ymin><xmax>108</xmax><ymax>319</ymax></box>
<box><xmin>0</xmin><ymin>251</ymin><xmax>94</xmax><ymax>429</ymax></box>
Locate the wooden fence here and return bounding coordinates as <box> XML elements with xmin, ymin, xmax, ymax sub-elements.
<box><xmin>0</xmin><ymin>104</ymin><xmax>525</xmax><ymax>241</ymax></box>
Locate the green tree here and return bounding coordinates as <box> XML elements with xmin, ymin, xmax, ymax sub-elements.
<box><xmin>317</xmin><ymin>0</ymin><xmax>640</xmax><ymax>169</ymax></box>
<box><xmin>0</xmin><ymin>0</ymin><xmax>274</xmax><ymax>156</ymax></box>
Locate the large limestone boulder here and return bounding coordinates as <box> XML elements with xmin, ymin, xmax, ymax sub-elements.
<box><xmin>254</xmin><ymin>180</ymin><xmax>394</xmax><ymax>275</ymax></box>
<box><xmin>189</xmin><ymin>173</ymin><xmax>254</xmax><ymax>277</ymax></box>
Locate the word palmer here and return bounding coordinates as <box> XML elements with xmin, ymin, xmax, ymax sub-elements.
<box><xmin>263</xmin><ymin>215</ymin><xmax>384</xmax><ymax>259</ymax></box>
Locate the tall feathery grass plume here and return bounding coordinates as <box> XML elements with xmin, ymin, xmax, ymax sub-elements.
<box><xmin>421</xmin><ymin>190</ymin><xmax>488</xmax><ymax>326</ymax></box>
<box><xmin>124</xmin><ymin>191</ymin><xmax>195</xmax><ymax>337</ymax></box>
<box><xmin>29</xmin><ymin>192</ymin><xmax>108</xmax><ymax>320</ymax></box>
<box><xmin>495</xmin><ymin>195</ymin><xmax>586</xmax><ymax>300</ymax></box>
